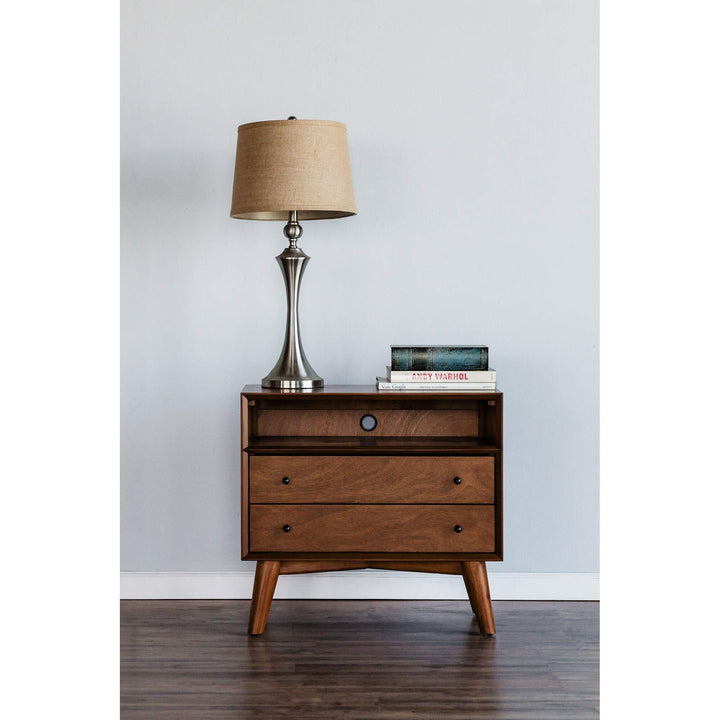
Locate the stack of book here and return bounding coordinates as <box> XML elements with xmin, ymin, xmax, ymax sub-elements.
<box><xmin>376</xmin><ymin>345</ymin><xmax>497</xmax><ymax>390</ymax></box>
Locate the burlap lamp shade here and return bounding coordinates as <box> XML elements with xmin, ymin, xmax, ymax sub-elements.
<box><xmin>230</xmin><ymin>117</ymin><xmax>357</xmax><ymax>389</ymax></box>
<box><xmin>231</xmin><ymin>119</ymin><xmax>356</xmax><ymax>220</ymax></box>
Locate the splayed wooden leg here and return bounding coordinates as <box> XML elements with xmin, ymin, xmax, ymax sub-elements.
<box><xmin>461</xmin><ymin>561</ymin><xmax>496</xmax><ymax>635</ymax></box>
<box><xmin>248</xmin><ymin>561</ymin><xmax>280</xmax><ymax>635</ymax></box>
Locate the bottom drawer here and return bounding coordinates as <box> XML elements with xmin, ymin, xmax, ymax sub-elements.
<box><xmin>249</xmin><ymin>504</ymin><xmax>495</xmax><ymax>553</ymax></box>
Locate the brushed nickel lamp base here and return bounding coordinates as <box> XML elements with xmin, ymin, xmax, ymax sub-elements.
<box><xmin>261</xmin><ymin>211</ymin><xmax>324</xmax><ymax>390</ymax></box>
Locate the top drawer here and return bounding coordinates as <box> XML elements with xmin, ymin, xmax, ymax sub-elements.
<box><xmin>250</xmin><ymin>455</ymin><xmax>495</xmax><ymax>504</ymax></box>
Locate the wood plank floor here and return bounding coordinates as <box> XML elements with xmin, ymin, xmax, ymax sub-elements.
<box><xmin>121</xmin><ymin>600</ymin><xmax>598</xmax><ymax>719</ymax></box>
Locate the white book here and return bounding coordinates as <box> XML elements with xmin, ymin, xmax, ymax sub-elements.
<box><xmin>376</xmin><ymin>377</ymin><xmax>497</xmax><ymax>391</ymax></box>
<box><xmin>386</xmin><ymin>366</ymin><xmax>497</xmax><ymax>383</ymax></box>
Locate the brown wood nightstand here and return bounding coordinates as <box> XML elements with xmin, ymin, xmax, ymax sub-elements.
<box><xmin>241</xmin><ymin>385</ymin><xmax>503</xmax><ymax>635</ymax></box>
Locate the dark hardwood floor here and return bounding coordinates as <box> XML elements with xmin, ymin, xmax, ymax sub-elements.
<box><xmin>121</xmin><ymin>600</ymin><xmax>598</xmax><ymax>719</ymax></box>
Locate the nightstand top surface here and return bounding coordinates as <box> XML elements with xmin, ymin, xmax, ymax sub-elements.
<box><xmin>242</xmin><ymin>384</ymin><xmax>502</xmax><ymax>399</ymax></box>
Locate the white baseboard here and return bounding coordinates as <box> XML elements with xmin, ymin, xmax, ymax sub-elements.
<box><xmin>120</xmin><ymin>570</ymin><xmax>598</xmax><ymax>601</ymax></box>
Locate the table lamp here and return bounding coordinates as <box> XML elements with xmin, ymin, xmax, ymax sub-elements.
<box><xmin>231</xmin><ymin>117</ymin><xmax>357</xmax><ymax>389</ymax></box>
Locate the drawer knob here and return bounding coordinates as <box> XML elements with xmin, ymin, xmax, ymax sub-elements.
<box><xmin>282</xmin><ymin>477</ymin><xmax>290</xmax><ymax>485</ymax></box>
<box><xmin>454</xmin><ymin>525</ymin><xmax>463</xmax><ymax>533</ymax></box>
<box><xmin>283</xmin><ymin>524</ymin><xmax>291</xmax><ymax>532</ymax></box>
<box><xmin>453</xmin><ymin>476</ymin><xmax>462</xmax><ymax>485</ymax></box>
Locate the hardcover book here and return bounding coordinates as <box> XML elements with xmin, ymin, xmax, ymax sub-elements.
<box><xmin>391</xmin><ymin>345</ymin><xmax>489</xmax><ymax>371</ymax></box>
<box><xmin>386</xmin><ymin>366</ymin><xmax>497</xmax><ymax>383</ymax></box>
<box><xmin>377</xmin><ymin>377</ymin><xmax>497</xmax><ymax>391</ymax></box>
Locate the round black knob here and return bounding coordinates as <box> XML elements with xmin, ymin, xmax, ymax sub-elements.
<box><xmin>453</xmin><ymin>477</ymin><xmax>462</xmax><ymax>485</ymax></box>
<box><xmin>454</xmin><ymin>525</ymin><xmax>463</xmax><ymax>533</ymax></box>
<box><xmin>283</xmin><ymin>524</ymin><xmax>291</xmax><ymax>532</ymax></box>
<box><xmin>282</xmin><ymin>477</ymin><xmax>290</xmax><ymax>485</ymax></box>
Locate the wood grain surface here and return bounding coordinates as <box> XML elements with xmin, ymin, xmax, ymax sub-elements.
<box><xmin>245</xmin><ymin>436</ymin><xmax>500</xmax><ymax>454</ymax></box>
<box><xmin>276</xmin><ymin>560</ymin><xmax>465</xmax><ymax>575</ymax></box>
<box><xmin>244</xmin><ymin>383</ymin><xmax>502</xmax><ymax>399</ymax></box>
<box><xmin>256</xmin><ymin>408</ymin><xmax>479</xmax><ymax>437</ymax></box>
<box><xmin>249</xmin><ymin>504</ymin><xmax>495</xmax><ymax>553</ymax></box>
<box><xmin>249</xmin><ymin>455</ymin><xmax>495</xmax><ymax>504</ymax></box>
<box><xmin>121</xmin><ymin>599</ymin><xmax>599</xmax><ymax>719</ymax></box>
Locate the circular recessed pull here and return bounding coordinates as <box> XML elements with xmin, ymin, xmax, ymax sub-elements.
<box><xmin>283</xmin><ymin>524</ymin><xmax>291</xmax><ymax>532</ymax></box>
<box><xmin>454</xmin><ymin>525</ymin><xmax>463</xmax><ymax>533</ymax></box>
<box><xmin>453</xmin><ymin>477</ymin><xmax>462</xmax><ymax>485</ymax></box>
<box><xmin>282</xmin><ymin>477</ymin><xmax>290</xmax><ymax>485</ymax></box>
<box><xmin>359</xmin><ymin>413</ymin><xmax>378</xmax><ymax>432</ymax></box>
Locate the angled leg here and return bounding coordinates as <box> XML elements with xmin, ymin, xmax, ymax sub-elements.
<box><xmin>461</xmin><ymin>561</ymin><xmax>496</xmax><ymax>636</ymax></box>
<box><xmin>462</xmin><ymin>570</ymin><xmax>480</xmax><ymax>617</ymax></box>
<box><xmin>248</xmin><ymin>561</ymin><xmax>280</xmax><ymax>635</ymax></box>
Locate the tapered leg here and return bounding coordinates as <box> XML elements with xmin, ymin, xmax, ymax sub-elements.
<box><xmin>461</xmin><ymin>561</ymin><xmax>496</xmax><ymax>635</ymax></box>
<box><xmin>248</xmin><ymin>561</ymin><xmax>280</xmax><ymax>635</ymax></box>
<box><xmin>462</xmin><ymin>570</ymin><xmax>480</xmax><ymax>617</ymax></box>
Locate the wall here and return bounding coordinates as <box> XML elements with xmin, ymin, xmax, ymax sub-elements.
<box><xmin>121</xmin><ymin>0</ymin><xmax>598</xmax><ymax>596</ymax></box>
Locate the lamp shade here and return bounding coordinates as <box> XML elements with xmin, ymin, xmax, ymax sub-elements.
<box><xmin>230</xmin><ymin>119</ymin><xmax>357</xmax><ymax>221</ymax></box>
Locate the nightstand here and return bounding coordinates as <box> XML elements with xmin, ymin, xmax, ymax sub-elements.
<box><xmin>241</xmin><ymin>385</ymin><xmax>503</xmax><ymax>635</ymax></box>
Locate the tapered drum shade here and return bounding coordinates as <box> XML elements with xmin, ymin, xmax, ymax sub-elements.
<box><xmin>230</xmin><ymin>119</ymin><xmax>357</xmax><ymax>221</ymax></box>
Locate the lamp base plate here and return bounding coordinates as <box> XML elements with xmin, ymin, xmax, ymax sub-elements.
<box><xmin>261</xmin><ymin>376</ymin><xmax>324</xmax><ymax>390</ymax></box>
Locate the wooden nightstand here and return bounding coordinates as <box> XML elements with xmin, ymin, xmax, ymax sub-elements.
<box><xmin>241</xmin><ymin>385</ymin><xmax>503</xmax><ymax>635</ymax></box>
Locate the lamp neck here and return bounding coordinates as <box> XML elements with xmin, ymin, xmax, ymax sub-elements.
<box><xmin>283</xmin><ymin>210</ymin><xmax>303</xmax><ymax>249</ymax></box>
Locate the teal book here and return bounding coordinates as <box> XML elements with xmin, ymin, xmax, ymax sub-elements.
<box><xmin>391</xmin><ymin>346</ymin><xmax>489</xmax><ymax>371</ymax></box>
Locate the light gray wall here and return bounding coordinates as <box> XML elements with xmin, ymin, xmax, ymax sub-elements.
<box><xmin>121</xmin><ymin>0</ymin><xmax>598</xmax><ymax>573</ymax></box>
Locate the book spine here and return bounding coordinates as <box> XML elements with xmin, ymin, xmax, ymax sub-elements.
<box><xmin>387</xmin><ymin>368</ymin><xmax>497</xmax><ymax>382</ymax></box>
<box><xmin>390</xmin><ymin>346</ymin><xmax>489</xmax><ymax>371</ymax></box>
<box><xmin>377</xmin><ymin>380</ymin><xmax>497</xmax><ymax>390</ymax></box>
